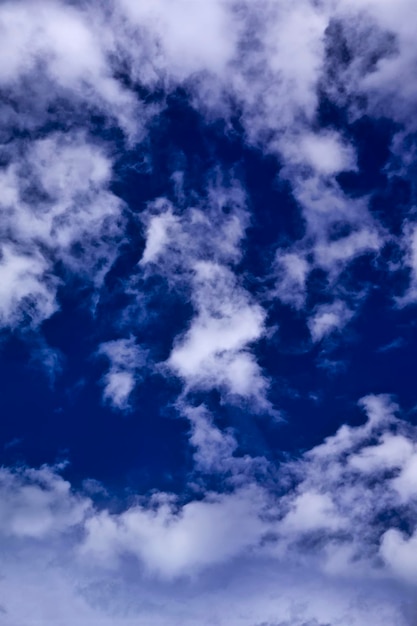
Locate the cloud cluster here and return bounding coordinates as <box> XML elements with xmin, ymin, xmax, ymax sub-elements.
<box><xmin>2</xmin><ymin>0</ymin><xmax>417</xmax><ymax>624</ymax></box>
<box><xmin>137</xmin><ymin>185</ymin><xmax>273</xmax><ymax>409</ymax></box>
<box><xmin>0</xmin><ymin>396</ymin><xmax>416</xmax><ymax>623</ymax></box>
<box><xmin>0</xmin><ymin>0</ymin><xmax>415</xmax><ymax>369</ymax></box>
<box><xmin>0</xmin><ymin>132</ymin><xmax>127</xmax><ymax>328</ymax></box>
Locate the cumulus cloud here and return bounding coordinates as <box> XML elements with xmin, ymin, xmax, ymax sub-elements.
<box><xmin>0</xmin><ymin>465</ymin><xmax>88</xmax><ymax>539</ymax></box>
<box><xmin>0</xmin><ymin>130</ymin><xmax>127</xmax><ymax>329</ymax></box>
<box><xmin>136</xmin><ymin>184</ymin><xmax>273</xmax><ymax>410</ymax></box>
<box><xmin>0</xmin><ymin>396</ymin><xmax>416</xmax><ymax>623</ymax></box>
<box><xmin>167</xmin><ymin>261</ymin><xmax>270</xmax><ymax>407</ymax></box>
<box><xmin>0</xmin><ymin>0</ymin><xmax>140</xmax><ymax>135</ymax></box>
<box><xmin>81</xmin><ymin>483</ymin><xmax>269</xmax><ymax>579</ymax></box>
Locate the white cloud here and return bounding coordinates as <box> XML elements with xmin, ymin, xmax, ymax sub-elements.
<box><xmin>284</xmin><ymin>130</ymin><xmax>357</xmax><ymax>176</ymax></box>
<box><xmin>271</xmin><ymin>394</ymin><xmax>417</xmax><ymax>580</ymax></box>
<box><xmin>333</xmin><ymin>0</ymin><xmax>417</xmax><ymax>129</ymax></box>
<box><xmin>380</xmin><ymin>527</ymin><xmax>417</xmax><ymax>585</ymax></box>
<box><xmin>0</xmin><ymin>465</ymin><xmax>88</xmax><ymax>539</ymax></box>
<box><xmin>279</xmin><ymin>490</ymin><xmax>344</xmax><ymax>534</ymax></box>
<box><xmin>167</xmin><ymin>261</ymin><xmax>270</xmax><ymax>408</ymax></box>
<box><xmin>136</xmin><ymin>185</ymin><xmax>272</xmax><ymax>409</ymax></box>
<box><xmin>0</xmin><ymin>396</ymin><xmax>416</xmax><ymax>623</ymax></box>
<box><xmin>349</xmin><ymin>433</ymin><xmax>414</xmax><ymax>474</ymax></box>
<box><xmin>308</xmin><ymin>300</ymin><xmax>354</xmax><ymax>342</ymax></box>
<box><xmin>0</xmin><ymin>131</ymin><xmax>126</xmax><ymax>330</ymax></box>
<box><xmin>139</xmin><ymin>184</ymin><xmax>249</xmax><ymax>275</ymax></box>
<box><xmin>274</xmin><ymin>251</ymin><xmax>310</xmax><ymax>310</ymax></box>
<box><xmin>98</xmin><ymin>337</ymin><xmax>147</xmax><ymax>410</ymax></box>
<box><xmin>81</xmin><ymin>484</ymin><xmax>269</xmax><ymax>579</ymax></box>
<box><xmin>180</xmin><ymin>402</ymin><xmax>268</xmax><ymax>479</ymax></box>
<box><xmin>0</xmin><ymin>244</ymin><xmax>57</xmax><ymax>327</ymax></box>
<box><xmin>140</xmin><ymin>204</ymin><xmax>180</xmax><ymax>266</ymax></box>
<box><xmin>396</xmin><ymin>222</ymin><xmax>417</xmax><ymax>304</ymax></box>
<box><xmin>118</xmin><ymin>0</ymin><xmax>238</xmax><ymax>82</ymax></box>
<box><xmin>314</xmin><ymin>228</ymin><xmax>382</xmax><ymax>272</ymax></box>
<box><xmin>0</xmin><ymin>0</ymin><xmax>138</xmax><ymax>134</ymax></box>
<box><xmin>184</xmin><ymin>403</ymin><xmax>238</xmax><ymax>474</ymax></box>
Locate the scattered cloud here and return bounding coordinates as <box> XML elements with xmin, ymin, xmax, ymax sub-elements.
<box><xmin>98</xmin><ymin>337</ymin><xmax>148</xmax><ymax>410</ymax></box>
<box><xmin>0</xmin><ymin>397</ymin><xmax>415</xmax><ymax>623</ymax></box>
<box><xmin>308</xmin><ymin>300</ymin><xmax>354</xmax><ymax>343</ymax></box>
<box><xmin>1</xmin><ymin>1</ymin><xmax>417</xmax><ymax>624</ymax></box>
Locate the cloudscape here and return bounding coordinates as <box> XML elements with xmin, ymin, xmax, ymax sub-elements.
<box><xmin>1</xmin><ymin>1</ymin><xmax>417</xmax><ymax>624</ymax></box>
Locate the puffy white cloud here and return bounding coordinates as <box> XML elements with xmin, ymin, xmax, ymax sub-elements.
<box><xmin>140</xmin><ymin>184</ymin><xmax>249</xmax><ymax>274</ymax></box>
<box><xmin>81</xmin><ymin>483</ymin><xmax>269</xmax><ymax>579</ymax></box>
<box><xmin>396</xmin><ymin>222</ymin><xmax>417</xmax><ymax>304</ymax></box>
<box><xmin>0</xmin><ymin>0</ymin><xmax>138</xmax><ymax>134</ymax></box>
<box><xmin>0</xmin><ymin>396</ymin><xmax>417</xmax><ymax>623</ymax></box>
<box><xmin>140</xmin><ymin>205</ymin><xmax>180</xmax><ymax>266</ymax></box>
<box><xmin>314</xmin><ymin>228</ymin><xmax>382</xmax><ymax>273</ymax></box>
<box><xmin>183</xmin><ymin>403</ymin><xmax>239</xmax><ymax>474</ymax></box>
<box><xmin>167</xmin><ymin>261</ymin><xmax>270</xmax><ymax>407</ymax></box>
<box><xmin>118</xmin><ymin>0</ymin><xmax>238</xmax><ymax>82</ymax></box>
<box><xmin>98</xmin><ymin>337</ymin><xmax>147</xmax><ymax>410</ymax></box>
<box><xmin>279</xmin><ymin>490</ymin><xmax>344</xmax><ymax>534</ymax></box>
<box><xmin>0</xmin><ymin>131</ymin><xmax>126</xmax><ymax>329</ymax></box>
<box><xmin>180</xmin><ymin>402</ymin><xmax>268</xmax><ymax>479</ymax></box>
<box><xmin>0</xmin><ymin>465</ymin><xmax>88</xmax><ymax>539</ymax></box>
<box><xmin>271</xmin><ymin>394</ymin><xmax>417</xmax><ymax>579</ymax></box>
<box><xmin>308</xmin><ymin>300</ymin><xmax>354</xmax><ymax>342</ymax></box>
<box><xmin>298</xmin><ymin>132</ymin><xmax>356</xmax><ymax>176</ymax></box>
<box><xmin>0</xmin><ymin>244</ymin><xmax>58</xmax><ymax>327</ymax></box>
<box><xmin>380</xmin><ymin>527</ymin><xmax>417</xmax><ymax>584</ymax></box>
<box><xmin>137</xmin><ymin>185</ymin><xmax>272</xmax><ymax>409</ymax></box>
<box><xmin>333</xmin><ymin>0</ymin><xmax>417</xmax><ymax>129</ymax></box>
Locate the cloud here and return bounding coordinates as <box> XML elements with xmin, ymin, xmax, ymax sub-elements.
<box><xmin>180</xmin><ymin>402</ymin><xmax>268</xmax><ymax>478</ymax></box>
<box><xmin>98</xmin><ymin>337</ymin><xmax>148</xmax><ymax>410</ymax></box>
<box><xmin>118</xmin><ymin>0</ymin><xmax>238</xmax><ymax>82</ymax></box>
<box><xmin>0</xmin><ymin>396</ymin><xmax>416</xmax><ymax>623</ymax></box>
<box><xmin>81</xmin><ymin>483</ymin><xmax>269</xmax><ymax>579</ymax></box>
<box><xmin>272</xmin><ymin>394</ymin><xmax>417</xmax><ymax>581</ymax></box>
<box><xmin>308</xmin><ymin>300</ymin><xmax>354</xmax><ymax>342</ymax></box>
<box><xmin>140</xmin><ymin>183</ymin><xmax>249</xmax><ymax>274</ymax></box>
<box><xmin>136</xmin><ymin>184</ymin><xmax>273</xmax><ymax>410</ymax></box>
<box><xmin>380</xmin><ymin>526</ymin><xmax>417</xmax><ymax>584</ymax></box>
<box><xmin>167</xmin><ymin>261</ymin><xmax>270</xmax><ymax>408</ymax></box>
<box><xmin>273</xmin><ymin>251</ymin><xmax>310</xmax><ymax>310</ymax></box>
<box><xmin>0</xmin><ymin>465</ymin><xmax>89</xmax><ymax>539</ymax></box>
<box><xmin>140</xmin><ymin>205</ymin><xmax>180</xmax><ymax>266</ymax></box>
<box><xmin>0</xmin><ymin>128</ymin><xmax>130</xmax><ymax>335</ymax></box>
<box><xmin>0</xmin><ymin>0</ymin><xmax>139</xmax><ymax>135</ymax></box>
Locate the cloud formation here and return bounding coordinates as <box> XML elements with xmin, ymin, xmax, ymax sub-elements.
<box><xmin>1</xmin><ymin>0</ymin><xmax>417</xmax><ymax>624</ymax></box>
<box><xmin>0</xmin><ymin>397</ymin><xmax>416</xmax><ymax>624</ymax></box>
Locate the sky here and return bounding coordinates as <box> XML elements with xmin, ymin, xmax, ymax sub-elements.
<box><xmin>1</xmin><ymin>0</ymin><xmax>417</xmax><ymax>624</ymax></box>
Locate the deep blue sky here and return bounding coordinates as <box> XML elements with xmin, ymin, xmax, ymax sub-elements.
<box><xmin>2</xmin><ymin>93</ymin><xmax>416</xmax><ymax>491</ymax></box>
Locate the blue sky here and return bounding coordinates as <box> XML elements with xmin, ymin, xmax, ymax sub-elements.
<box><xmin>1</xmin><ymin>1</ymin><xmax>417</xmax><ymax>624</ymax></box>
